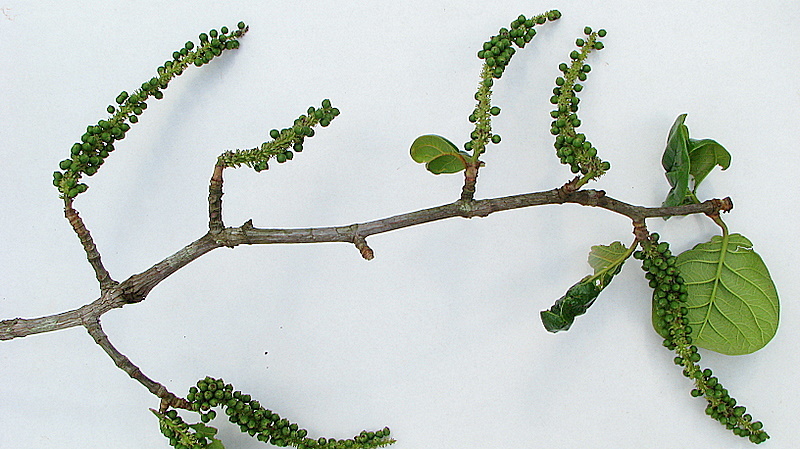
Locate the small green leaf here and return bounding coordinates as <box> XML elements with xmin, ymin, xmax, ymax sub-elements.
<box><xmin>410</xmin><ymin>134</ymin><xmax>467</xmax><ymax>174</ymax></box>
<box><xmin>425</xmin><ymin>153</ymin><xmax>468</xmax><ymax>174</ymax></box>
<box><xmin>207</xmin><ymin>438</ymin><xmax>226</xmax><ymax>449</ymax></box>
<box><xmin>189</xmin><ymin>422</ymin><xmax>218</xmax><ymax>437</ymax></box>
<box><xmin>410</xmin><ymin>134</ymin><xmax>459</xmax><ymax>162</ymax></box>
<box><xmin>661</xmin><ymin>114</ymin><xmax>692</xmax><ymax>208</ymax></box>
<box><xmin>541</xmin><ymin>242</ymin><xmax>630</xmax><ymax>332</ymax></box>
<box><xmin>676</xmin><ymin>233</ymin><xmax>779</xmax><ymax>355</ymax></box>
<box><xmin>660</xmin><ymin>114</ymin><xmax>731</xmax><ymax>212</ymax></box>
<box><xmin>687</xmin><ymin>138</ymin><xmax>731</xmax><ymax>189</ymax></box>
<box><xmin>588</xmin><ymin>241</ymin><xmax>629</xmax><ymax>277</ymax></box>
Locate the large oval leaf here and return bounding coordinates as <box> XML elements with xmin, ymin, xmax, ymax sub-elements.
<box><xmin>676</xmin><ymin>233</ymin><xmax>779</xmax><ymax>355</ymax></box>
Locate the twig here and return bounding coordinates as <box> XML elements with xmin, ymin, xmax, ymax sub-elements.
<box><xmin>64</xmin><ymin>199</ymin><xmax>117</xmax><ymax>291</ymax></box>
<box><xmin>208</xmin><ymin>162</ymin><xmax>225</xmax><ymax>233</ymax></box>
<box><xmin>83</xmin><ymin>317</ymin><xmax>191</xmax><ymax>410</ymax></box>
<box><xmin>1</xmin><ymin>189</ymin><xmax>729</xmax><ymax>342</ymax></box>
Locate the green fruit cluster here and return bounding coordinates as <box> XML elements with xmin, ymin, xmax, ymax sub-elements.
<box><xmin>465</xmin><ymin>11</ymin><xmax>560</xmax><ymax>161</ymax></box>
<box><xmin>476</xmin><ymin>11</ymin><xmax>561</xmax><ymax>80</ymax></box>
<box><xmin>634</xmin><ymin>235</ymin><xmax>769</xmax><ymax>444</ymax></box>
<box><xmin>550</xmin><ymin>28</ymin><xmax>610</xmax><ymax>178</ymax></box>
<box><xmin>218</xmin><ymin>99</ymin><xmax>340</xmax><ymax>172</ymax></box>
<box><xmin>156</xmin><ymin>408</ymin><xmax>215</xmax><ymax>449</ymax></box>
<box><xmin>464</xmin><ymin>65</ymin><xmax>501</xmax><ymax>158</ymax></box>
<box><xmin>180</xmin><ymin>376</ymin><xmax>394</xmax><ymax>449</ymax></box>
<box><xmin>54</xmin><ymin>22</ymin><xmax>248</xmax><ymax>200</ymax></box>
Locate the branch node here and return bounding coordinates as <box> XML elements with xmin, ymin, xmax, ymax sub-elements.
<box><xmin>559</xmin><ymin>176</ymin><xmax>582</xmax><ymax>196</ymax></box>
<box><xmin>633</xmin><ymin>220</ymin><xmax>649</xmax><ymax>241</ymax></box>
<box><xmin>718</xmin><ymin>197</ymin><xmax>733</xmax><ymax>213</ymax></box>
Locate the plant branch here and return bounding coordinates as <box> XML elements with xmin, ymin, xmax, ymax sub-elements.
<box><xmin>83</xmin><ymin>317</ymin><xmax>191</xmax><ymax>410</ymax></box>
<box><xmin>1</xmin><ymin>188</ymin><xmax>731</xmax><ymax>342</ymax></box>
<box><xmin>208</xmin><ymin>162</ymin><xmax>226</xmax><ymax>234</ymax></box>
<box><xmin>64</xmin><ymin>199</ymin><xmax>117</xmax><ymax>291</ymax></box>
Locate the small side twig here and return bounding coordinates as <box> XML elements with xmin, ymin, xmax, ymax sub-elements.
<box><xmin>353</xmin><ymin>233</ymin><xmax>374</xmax><ymax>260</ymax></box>
<box><xmin>208</xmin><ymin>162</ymin><xmax>225</xmax><ymax>233</ymax></box>
<box><xmin>64</xmin><ymin>200</ymin><xmax>117</xmax><ymax>291</ymax></box>
<box><xmin>83</xmin><ymin>317</ymin><xmax>191</xmax><ymax>410</ymax></box>
<box><xmin>460</xmin><ymin>165</ymin><xmax>479</xmax><ymax>202</ymax></box>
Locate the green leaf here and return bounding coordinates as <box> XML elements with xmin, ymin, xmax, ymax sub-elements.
<box><xmin>425</xmin><ymin>153</ymin><xmax>468</xmax><ymax>174</ymax></box>
<box><xmin>661</xmin><ymin>114</ymin><xmax>692</xmax><ymax>208</ymax></box>
<box><xmin>541</xmin><ymin>242</ymin><xmax>630</xmax><ymax>332</ymax></box>
<box><xmin>410</xmin><ymin>134</ymin><xmax>467</xmax><ymax>174</ymax></box>
<box><xmin>410</xmin><ymin>134</ymin><xmax>459</xmax><ymax>162</ymax></box>
<box><xmin>676</xmin><ymin>233</ymin><xmax>779</xmax><ymax>355</ymax></box>
<box><xmin>588</xmin><ymin>241</ymin><xmax>629</xmax><ymax>277</ymax></box>
<box><xmin>687</xmin><ymin>138</ymin><xmax>731</xmax><ymax>189</ymax></box>
<box><xmin>189</xmin><ymin>422</ymin><xmax>218</xmax><ymax>438</ymax></box>
<box><xmin>660</xmin><ymin>114</ymin><xmax>731</xmax><ymax>211</ymax></box>
<box><xmin>207</xmin><ymin>438</ymin><xmax>226</xmax><ymax>449</ymax></box>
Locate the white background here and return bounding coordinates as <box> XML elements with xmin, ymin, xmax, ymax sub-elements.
<box><xmin>1</xmin><ymin>1</ymin><xmax>799</xmax><ymax>448</ymax></box>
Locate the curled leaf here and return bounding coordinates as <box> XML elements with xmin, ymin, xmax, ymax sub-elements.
<box><xmin>541</xmin><ymin>242</ymin><xmax>630</xmax><ymax>332</ymax></box>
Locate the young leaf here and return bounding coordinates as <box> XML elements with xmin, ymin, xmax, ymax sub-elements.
<box><xmin>676</xmin><ymin>233</ymin><xmax>779</xmax><ymax>355</ymax></box>
<box><xmin>661</xmin><ymin>114</ymin><xmax>692</xmax><ymax>208</ymax></box>
<box><xmin>687</xmin><ymin>138</ymin><xmax>731</xmax><ymax>188</ymax></box>
<box><xmin>661</xmin><ymin>114</ymin><xmax>731</xmax><ymax>210</ymax></box>
<box><xmin>588</xmin><ymin>241</ymin><xmax>629</xmax><ymax>274</ymax></box>
<box><xmin>541</xmin><ymin>242</ymin><xmax>630</xmax><ymax>332</ymax></box>
<box><xmin>541</xmin><ymin>280</ymin><xmax>600</xmax><ymax>332</ymax></box>
<box><xmin>207</xmin><ymin>438</ymin><xmax>226</xmax><ymax>449</ymax></box>
<box><xmin>410</xmin><ymin>134</ymin><xmax>468</xmax><ymax>174</ymax></box>
<box><xmin>425</xmin><ymin>153</ymin><xmax>469</xmax><ymax>174</ymax></box>
<box><xmin>189</xmin><ymin>422</ymin><xmax>218</xmax><ymax>438</ymax></box>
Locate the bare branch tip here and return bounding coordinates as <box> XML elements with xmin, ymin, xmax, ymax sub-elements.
<box><xmin>353</xmin><ymin>235</ymin><xmax>374</xmax><ymax>260</ymax></box>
